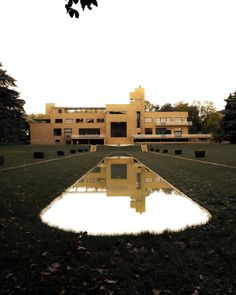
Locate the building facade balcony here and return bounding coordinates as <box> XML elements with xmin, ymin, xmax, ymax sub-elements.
<box><xmin>71</xmin><ymin>134</ymin><xmax>105</xmax><ymax>139</ymax></box>
<box><xmin>155</xmin><ymin>121</ymin><xmax>192</xmax><ymax>126</ymax></box>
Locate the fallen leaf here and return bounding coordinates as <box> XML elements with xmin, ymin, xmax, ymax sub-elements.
<box><xmin>48</xmin><ymin>262</ymin><xmax>61</xmax><ymax>273</ymax></box>
<box><xmin>104</xmin><ymin>279</ymin><xmax>118</xmax><ymax>284</ymax></box>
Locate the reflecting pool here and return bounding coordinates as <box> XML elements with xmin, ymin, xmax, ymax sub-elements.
<box><xmin>40</xmin><ymin>156</ymin><xmax>211</xmax><ymax>235</ymax></box>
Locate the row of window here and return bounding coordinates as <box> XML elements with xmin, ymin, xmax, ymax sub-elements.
<box><xmin>81</xmin><ymin>176</ymin><xmax>164</xmax><ymax>183</ymax></box>
<box><xmin>54</xmin><ymin>128</ymin><xmax>101</xmax><ymax>136</ymax></box>
<box><xmin>53</xmin><ymin>126</ymin><xmax>182</xmax><ymax>137</ymax></box>
<box><xmin>54</xmin><ymin>118</ymin><xmax>105</xmax><ymax>124</ymax></box>
<box><xmin>144</xmin><ymin>117</ymin><xmax>187</xmax><ymax>123</ymax></box>
<box><xmin>145</xmin><ymin>128</ymin><xmax>182</xmax><ymax>135</ymax></box>
<box><xmin>54</xmin><ymin>123</ymin><xmax>127</xmax><ymax>138</ymax></box>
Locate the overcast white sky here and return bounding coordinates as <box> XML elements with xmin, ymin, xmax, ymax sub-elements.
<box><xmin>1</xmin><ymin>0</ymin><xmax>236</xmax><ymax>114</ymax></box>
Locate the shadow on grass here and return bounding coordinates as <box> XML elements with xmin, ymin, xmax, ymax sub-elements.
<box><xmin>0</xmin><ymin>147</ymin><xmax>236</xmax><ymax>294</ymax></box>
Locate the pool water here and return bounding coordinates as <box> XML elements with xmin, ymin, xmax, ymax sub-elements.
<box><xmin>40</xmin><ymin>156</ymin><xmax>211</xmax><ymax>235</ymax></box>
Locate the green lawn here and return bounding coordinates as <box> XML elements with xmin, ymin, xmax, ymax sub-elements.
<box><xmin>146</xmin><ymin>143</ymin><xmax>236</xmax><ymax>166</ymax></box>
<box><xmin>0</xmin><ymin>144</ymin><xmax>91</xmax><ymax>167</ymax></box>
<box><xmin>0</xmin><ymin>144</ymin><xmax>236</xmax><ymax>294</ymax></box>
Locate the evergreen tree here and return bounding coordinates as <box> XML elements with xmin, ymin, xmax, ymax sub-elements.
<box><xmin>221</xmin><ymin>92</ymin><xmax>236</xmax><ymax>143</ymax></box>
<box><xmin>0</xmin><ymin>63</ymin><xmax>29</xmax><ymax>142</ymax></box>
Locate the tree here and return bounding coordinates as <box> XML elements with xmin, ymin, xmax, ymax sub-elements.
<box><xmin>202</xmin><ymin>112</ymin><xmax>223</xmax><ymax>142</ymax></box>
<box><xmin>0</xmin><ymin>63</ymin><xmax>29</xmax><ymax>142</ymax></box>
<box><xmin>195</xmin><ymin>101</ymin><xmax>223</xmax><ymax>141</ymax></box>
<box><xmin>144</xmin><ymin>100</ymin><xmax>159</xmax><ymax>112</ymax></box>
<box><xmin>221</xmin><ymin>92</ymin><xmax>236</xmax><ymax>143</ymax></box>
<box><xmin>159</xmin><ymin>103</ymin><xmax>174</xmax><ymax>112</ymax></box>
<box><xmin>65</xmin><ymin>0</ymin><xmax>98</xmax><ymax>18</ymax></box>
<box><xmin>174</xmin><ymin>102</ymin><xmax>201</xmax><ymax>133</ymax></box>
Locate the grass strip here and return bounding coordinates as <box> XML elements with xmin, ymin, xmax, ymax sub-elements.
<box><xmin>0</xmin><ymin>146</ymin><xmax>236</xmax><ymax>294</ymax></box>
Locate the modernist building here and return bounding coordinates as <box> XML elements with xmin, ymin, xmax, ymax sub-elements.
<box><xmin>30</xmin><ymin>87</ymin><xmax>211</xmax><ymax>145</ymax></box>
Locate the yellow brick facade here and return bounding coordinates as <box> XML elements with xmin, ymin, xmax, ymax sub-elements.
<box><xmin>30</xmin><ymin>87</ymin><xmax>211</xmax><ymax>145</ymax></box>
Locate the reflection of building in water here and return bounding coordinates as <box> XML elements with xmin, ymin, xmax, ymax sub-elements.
<box><xmin>72</xmin><ymin>157</ymin><xmax>171</xmax><ymax>213</ymax></box>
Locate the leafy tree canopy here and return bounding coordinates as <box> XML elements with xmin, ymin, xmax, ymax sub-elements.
<box><xmin>65</xmin><ymin>0</ymin><xmax>98</xmax><ymax>18</ymax></box>
<box><xmin>159</xmin><ymin>103</ymin><xmax>174</xmax><ymax>112</ymax></box>
<box><xmin>0</xmin><ymin>63</ymin><xmax>29</xmax><ymax>142</ymax></box>
<box><xmin>144</xmin><ymin>100</ymin><xmax>159</xmax><ymax>112</ymax></box>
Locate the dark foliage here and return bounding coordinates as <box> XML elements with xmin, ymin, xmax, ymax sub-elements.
<box><xmin>221</xmin><ymin>92</ymin><xmax>236</xmax><ymax>143</ymax></box>
<box><xmin>159</xmin><ymin>103</ymin><xmax>174</xmax><ymax>112</ymax></box>
<box><xmin>65</xmin><ymin>0</ymin><xmax>98</xmax><ymax>18</ymax></box>
<box><xmin>0</xmin><ymin>63</ymin><xmax>29</xmax><ymax>142</ymax></box>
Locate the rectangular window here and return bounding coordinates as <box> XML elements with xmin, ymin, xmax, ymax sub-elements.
<box><xmin>175</xmin><ymin>117</ymin><xmax>182</xmax><ymax>122</ymax></box>
<box><xmin>111</xmin><ymin>164</ymin><xmax>127</xmax><ymax>179</ymax></box>
<box><xmin>53</xmin><ymin>128</ymin><xmax>61</xmax><ymax>136</ymax></box>
<box><xmin>155</xmin><ymin>118</ymin><xmax>161</xmax><ymax>123</ymax></box>
<box><xmin>79</xmin><ymin>128</ymin><xmax>100</xmax><ymax>135</ymax></box>
<box><xmin>110</xmin><ymin>122</ymin><xmax>127</xmax><ymax>137</ymax></box>
<box><xmin>136</xmin><ymin>111</ymin><xmax>141</xmax><ymax>128</ymax></box>
<box><xmin>108</xmin><ymin>111</ymin><xmax>127</xmax><ymax>114</ymax></box>
<box><xmin>156</xmin><ymin>128</ymin><xmax>171</xmax><ymax>134</ymax></box>
<box><xmin>166</xmin><ymin>117</ymin><xmax>171</xmax><ymax>122</ymax></box>
<box><xmin>174</xmin><ymin>128</ymin><xmax>182</xmax><ymax>136</ymax></box>
<box><xmin>76</xmin><ymin>118</ymin><xmax>83</xmax><ymax>123</ymax></box>
<box><xmin>144</xmin><ymin>117</ymin><xmax>152</xmax><ymax>123</ymax></box>
<box><xmin>145</xmin><ymin>177</ymin><xmax>153</xmax><ymax>183</ymax></box>
<box><xmin>160</xmin><ymin>117</ymin><xmax>166</xmax><ymax>123</ymax></box>
<box><xmin>97</xmin><ymin>118</ymin><xmax>105</xmax><ymax>123</ymax></box>
<box><xmin>58</xmin><ymin>109</ymin><xmax>62</xmax><ymax>114</ymax></box>
<box><xmin>64</xmin><ymin>128</ymin><xmax>72</xmax><ymax>136</ymax></box>
<box><xmin>65</xmin><ymin>118</ymin><xmax>73</xmax><ymax>123</ymax></box>
<box><xmin>55</xmin><ymin>119</ymin><xmax>63</xmax><ymax>123</ymax></box>
<box><xmin>145</xmin><ymin>128</ymin><xmax>152</xmax><ymax>134</ymax></box>
<box><xmin>86</xmin><ymin>118</ymin><xmax>94</xmax><ymax>123</ymax></box>
<box><xmin>136</xmin><ymin>172</ymin><xmax>141</xmax><ymax>189</ymax></box>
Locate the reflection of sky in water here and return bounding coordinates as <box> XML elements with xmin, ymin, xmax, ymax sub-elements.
<box><xmin>40</xmin><ymin>157</ymin><xmax>211</xmax><ymax>235</ymax></box>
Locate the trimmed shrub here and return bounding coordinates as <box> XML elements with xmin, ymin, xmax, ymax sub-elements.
<box><xmin>78</xmin><ymin>149</ymin><xmax>83</xmax><ymax>153</ymax></box>
<box><xmin>150</xmin><ymin>148</ymin><xmax>154</xmax><ymax>152</ymax></box>
<box><xmin>175</xmin><ymin>150</ymin><xmax>182</xmax><ymax>155</ymax></box>
<box><xmin>155</xmin><ymin>149</ymin><xmax>160</xmax><ymax>152</ymax></box>
<box><xmin>70</xmin><ymin>149</ymin><xmax>76</xmax><ymax>154</ymax></box>
<box><xmin>195</xmin><ymin>151</ymin><xmax>205</xmax><ymax>158</ymax></box>
<box><xmin>84</xmin><ymin>149</ymin><xmax>88</xmax><ymax>152</ymax></box>
<box><xmin>0</xmin><ymin>156</ymin><xmax>5</xmax><ymax>166</ymax></box>
<box><xmin>163</xmin><ymin>149</ymin><xmax>168</xmax><ymax>153</ymax></box>
<box><xmin>57</xmin><ymin>151</ymin><xmax>64</xmax><ymax>156</ymax></box>
<box><xmin>33</xmin><ymin>152</ymin><xmax>45</xmax><ymax>159</ymax></box>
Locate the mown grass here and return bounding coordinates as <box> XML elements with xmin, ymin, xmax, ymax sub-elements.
<box><xmin>0</xmin><ymin>144</ymin><xmax>91</xmax><ymax>167</ymax></box>
<box><xmin>146</xmin><ymin>143</ymin><xmax>236</xmax><ymax>166</ymax></box>
<box><xmin>0</xmin><ymin>144</ymin><xmax>236</xmax><ymax>294</ymax></box>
